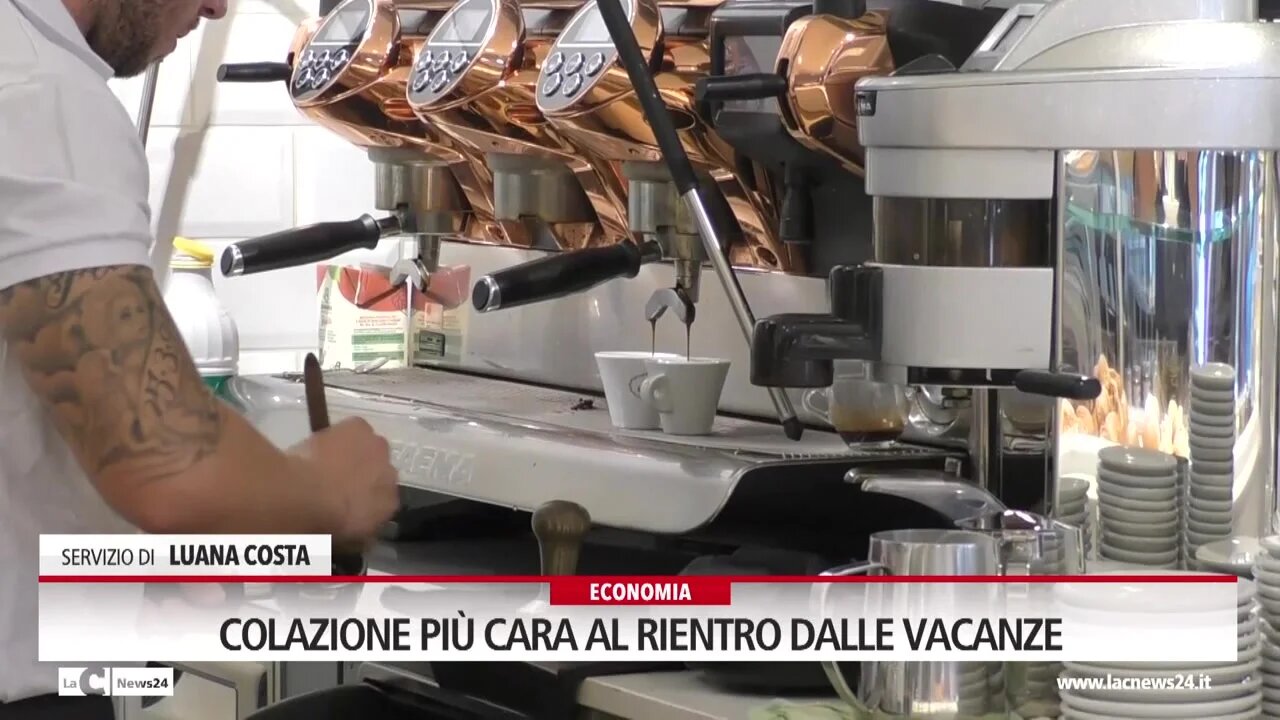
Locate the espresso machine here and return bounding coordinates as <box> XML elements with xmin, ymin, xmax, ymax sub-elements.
<box><xmin>405</xmin><ymin>0</ymin><xmax>634</xmax><ymax>251</ymax></box>
<box><xmin>217</xmin><ymin>0</ymin><xmax>1019</xmax><ymax>605</ymax></box>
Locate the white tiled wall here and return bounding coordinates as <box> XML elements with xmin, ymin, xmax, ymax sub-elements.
<box><xmin>111</xmin><ymin>0</ymin><xmax>394</xmax><ymax>375</ymax></box>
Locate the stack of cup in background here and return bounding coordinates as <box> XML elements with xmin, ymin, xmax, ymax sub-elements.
<box><xmin>1057</xmin><ymin>474</ymin><xmax>1092</xmax><ymax>558</ymax></box>
<box><xmin>1095</xmin><ymin>446</ymin><xmax>1179</xmax><ymax>568</ymax></box>
<box><xmin>1186</xmin><ymin>363</ymin><xmax>1237</xmax><ymax>559</ymax></box>
<box><xmin>1251</xmin><ymin>538</ymin><xmax>1280</xmax><ymax>717</ymax></box>
<box><xmin>1057</xmin><ymin>572</ymin><xmax>1261</xmax><ymax>719</ymax></box>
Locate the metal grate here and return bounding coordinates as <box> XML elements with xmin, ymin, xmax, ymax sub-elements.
<box><xmin>321</xmin><ymin>368</ymin><xmax>855</xmax><ymax>458</ymax></box>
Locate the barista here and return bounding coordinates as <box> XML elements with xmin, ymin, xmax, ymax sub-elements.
<box><xmin>0</xmin><ymin>2</ymin><xmax>400</xmax><ymax>718</ymax></box>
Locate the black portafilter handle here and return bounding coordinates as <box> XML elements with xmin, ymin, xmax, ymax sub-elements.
<box><xmin>216</xmin><ymin>62</ymin><xmax>292</xmax><ymax>83</ymax></box>
<box><xmin>221</xmin><ymin>214</ymin><xmax>389</xmax><ymax>277</ymax></box>
<box><xmin>695</xmin><ymin>74</ymin><xmax>787</xmax><ymax>104</ymax></box>
<box><xmin>472</xmin><ymin>241</ymin><xmax>657</xmax><ymax>313</ymax></box>
<box><xmin>1013</xmin><ymin>370</ymin><xmax>1103</xmax><ymax>401</ymax></box>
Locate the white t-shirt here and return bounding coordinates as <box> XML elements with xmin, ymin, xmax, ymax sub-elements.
<box><xmin>0</xmin><ymin>0</ymin><xmax>151</xmax><ymax>702</ymax></box>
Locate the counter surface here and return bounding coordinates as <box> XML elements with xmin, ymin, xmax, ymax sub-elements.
<box><xmin>576</xmin><ymin>670</ymin><xmax>813</xmax><ymax>720</ymax></box>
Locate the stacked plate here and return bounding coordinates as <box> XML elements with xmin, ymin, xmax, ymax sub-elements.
<box><xmin>1175</xmin><ymin>457</ymin><xmax>1188</xmax><ymax>568</ymax></box>
<box><xmin>1197</xmin><ymin>536</ymin><xmax>1260</xmax><ymax>577</ymax></box>
<box><xmin>1059</xmin><ymin>573</ymin><xmax>1261</xmax><ymax>719</ymax></box>
<box><xmin>1187</xmin><ymin>363</ymin><xmax>1237</xmax><ymax>558</ymax></box>
<box><xmin>1096</xmin><ymin>446</ymin><xmax>1180</xmax><ymax>568</ymax></box>
<box><xmin>1058</xmin><ymin>474</ymin><xmax>1092</xmax><ymax>557</ymax></box>
<box><xmin>1250</xmin><ymin>537</ymin><xmax>1280</xmax><ymax>718</ymax></box>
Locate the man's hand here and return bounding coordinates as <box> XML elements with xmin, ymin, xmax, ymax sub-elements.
<box><xmin>0</xmin><ymin>265</ymin><xmax>400</xmax><ymax>540</ymax></box>
<box><xmin>287</xmin><ymin>417</ymin><xmax>400</xmax><ymax>549</ymax></box>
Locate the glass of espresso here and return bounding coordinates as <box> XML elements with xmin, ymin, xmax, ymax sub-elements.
<box><xmin>803</xmin><ymin>362</ymin><xmax>911</xmax><ymax>445</ymax></box>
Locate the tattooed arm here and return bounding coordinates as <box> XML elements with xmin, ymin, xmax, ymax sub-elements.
<box><xmin>0</xmin><ymin>265</ymin><xmax>396</xmax><ymax>536</ymax></box>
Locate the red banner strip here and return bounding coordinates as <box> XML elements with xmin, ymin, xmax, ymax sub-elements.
<box><xmin>37</xmin><ymin>574</ymin><xmax>1240</xmax><ymax>584</ymax></box>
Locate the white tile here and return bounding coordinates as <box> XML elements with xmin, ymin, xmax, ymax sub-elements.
<box><xmin>107</xmin><ymin>38</ymin><xmax>196</xmax><ymax>128</ymax></box>
<box><xmin>231</xmin><ymin>0</ymin><xmax>313</xmax><ymax>17</ymax></box>
<box><xmin>145</xmin><ymin>126</ymin><xmax>296</xmax><ymax>238</ymax></box>
<box><xmin>203</xmin><ymin>239</ymin><xmax>322</xmax><ymax>353</ymax></box>
<box><xmin>193</xmin><ymin>12</ymin><xmax>309</xmax><ymax>126</ymax></box>
<box><xmin>293</xmin><ymin>126</ymin><xmax>379</xmax><ymax>224</ymax></box>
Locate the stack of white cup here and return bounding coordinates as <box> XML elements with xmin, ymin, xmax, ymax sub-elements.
<box><xmin>1186</xmin><ymin>363</ymin><xmax>1237</xmax><ymax>558</ymax></box>
<box><xmin>1250</xmin><ymin>537</ymin><xmax>1280</xmax><ymax>717</ymax></box>
<box><xmin>1058</xmin><ymin>572</ymin><xmax>1261</xmax><ymax>719</ymax></box>
<box><xmin>1096</xmin><ymin>446</ymin><xmax>1180</xmax><ymax>568</ymax></box>
<box><xmin>1057</xmin><ymin>474</ymin><xmax>1092</xmax><ymax>557</ymax></box>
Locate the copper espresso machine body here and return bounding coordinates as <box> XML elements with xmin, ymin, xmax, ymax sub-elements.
<box><xmin>288</xmin><ymin>0</ymin><xmax>504</xmax><ymax>245</ymax></box>
<box><xmin>766</xmin><ymin>0</ymin><xmax>1014</xmax><ymax>173</ymax></box>
<box><xmin>534</xmin><ymin>0</ymin><xmax>794</xmax><ymax>284</ymax></box>
<box><xmin>774</xmin><ymin>10</ymin><xmax>892</xmax><ymax>174</ymax></box>
<box><xmin>406</xmin><ymin>0</ymin><xmax>634</xmax><ymax>251</ymax></box>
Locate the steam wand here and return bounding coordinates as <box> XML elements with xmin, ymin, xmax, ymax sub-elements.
<box><xmin>594</xmin><ymin>0</ymin><xmax>803</xmax><ymax>441</ymax></box>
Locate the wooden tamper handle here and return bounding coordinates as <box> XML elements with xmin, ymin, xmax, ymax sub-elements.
<box><xmin>532</xmin><ymin>500</ymin><xmax>591</xmax><ymax>576</ymax></box>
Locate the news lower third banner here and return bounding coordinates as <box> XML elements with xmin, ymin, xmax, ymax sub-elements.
<box><xmin>38</xmin><ymin>535</ymin><xmax>1240</xmax><ymax>664</ymax></box>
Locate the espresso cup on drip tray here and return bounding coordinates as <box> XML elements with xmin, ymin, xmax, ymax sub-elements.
<box><xmin>803</xmin><ymin>362</ymin><xmax>910</xmax><ymax>444</ymax></box>
<box><xmin>596</xmin><ymin>351</ymin><xmax>683</xmax><ymax>430</ymax></box>
<box><xmin>638</xmin><ymin>356</ymin><xmax>731</xmax><ymax>435</ymax></box>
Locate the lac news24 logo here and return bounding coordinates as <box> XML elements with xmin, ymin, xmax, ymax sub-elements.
<box><xmin>58</xmin><ymin>666</ymin><xmax>174</xmax><ymax>697</ymax></box>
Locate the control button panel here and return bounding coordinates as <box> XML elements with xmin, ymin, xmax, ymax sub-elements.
<box><xmin>407</xmin><ymin>0</ymin><xmax>496</xmax><ymax>106</ymax></box>
<box><xmin>536</xmin><ymin>0</ymin><xmax>634</xmax><ymax>112</ymax></box>
<box><xmin>293</xmin><ymin>41</ymin><xmax>361</xmax><ymax>95</ymax></box>
<box><xmin>291</xmin><ymin>0</ymin><xmax>372</xmax><ymax>98</ymax></box>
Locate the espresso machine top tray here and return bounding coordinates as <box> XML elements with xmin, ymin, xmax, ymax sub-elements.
<box><xmin>228</xmin><ymin>369</ymin><xmax>935</xmax><ymax>535</ymax></box>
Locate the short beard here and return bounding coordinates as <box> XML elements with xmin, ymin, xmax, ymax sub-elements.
<box><xmin>84</xmin><ymin>0</ymin><xmax>164</xmax><ymax>77</ymax></box>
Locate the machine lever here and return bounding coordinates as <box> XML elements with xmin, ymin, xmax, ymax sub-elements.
<box><xmin>216</xmin><ymin>62</ymin><xmax>292</xmax><ymax>83</ymax></box>
<box><xmin>695</xmin><ymin>74</ymin><xmax>787</xmax><ymax>103</ymax></box>
<box><xmin>221</xmin><ymin>214</ymin><xmax>393</xmax><ymax>277</ymax></box>
<box><xmin>472</xmin><ymin>241</ymin><xmax>661</xmax><ymax>313</ymax></box>
<box><xmin>596</xmin><ymin>0</ymin><xmax>805</xmax><ymax>441</ymax></box>
<box><xmin>1013</xmin><ymin>370</ymin><xmax>1102</xmax><ymax>401</ymax></box>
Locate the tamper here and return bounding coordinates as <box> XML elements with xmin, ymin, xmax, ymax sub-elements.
<box><xmin>532</xmin><ymin>500</ymin><xmax>592</xmax><ymax>576</ymax></box>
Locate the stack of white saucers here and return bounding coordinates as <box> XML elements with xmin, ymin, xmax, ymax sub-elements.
<box><xmin>1058</xmin><ymin>474</ymin><xmax>1092</xmax><ymax>557</ymax></box>
<box><xmin>1177</xmin><ymin>457</ymin><xmax>1189</xmax><ymax>569</ymax></box>
<box><xmin>1058</xmin><ymin>573</ymin><xmax>1261</xmax><ymax>719</ymax></box>
<box><xmin>1250</xmin><ymin>537</ymin><xmax>1280</xmax><ymax>718</ymax></box>
<box><xmin>1096</xmin><ymin>446</ymin><xmax>1180</xmax><ymax>568</ymax></box>
<box><xmin>1188</xmin><ymin>364</ymin><xmax>1237</xmax><ymax>557</ymax></box>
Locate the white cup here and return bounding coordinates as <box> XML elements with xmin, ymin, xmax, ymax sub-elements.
<box><xmin>639</xmin><ymin>356</ymin><xmax>730</xmax><ymax>435</ymax></box>
<box><xmin>595</xmin><ymin>351</ymin><xmax>681</xmax><ymax>429</ymax></box>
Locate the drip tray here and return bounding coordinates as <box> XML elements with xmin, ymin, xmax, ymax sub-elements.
<box><xmin>231</xmin><ymin>369</ymin><xmax>945</xmax><ymax>535</ymax></box>
<box><xmin>320</xmin><ymin>367</ymin><xmax>849</xmax><ymax>459</ymax></box>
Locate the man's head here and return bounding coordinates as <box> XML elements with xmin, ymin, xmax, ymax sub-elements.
<box><xmin>70</xmin><ymin>0</ymin><xmax>229</xmax><ymax>78</ymax></box>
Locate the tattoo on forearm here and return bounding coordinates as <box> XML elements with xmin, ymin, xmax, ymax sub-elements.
<box><xmin>0</xmin><ymin>266</ymin><xmax>222</xmax><ymax>481</ymax></box>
